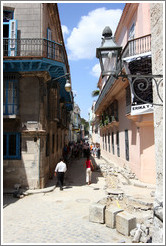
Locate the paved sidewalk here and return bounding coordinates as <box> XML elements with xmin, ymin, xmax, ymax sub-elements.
<box><xmin>3</xmin><ymin>156</ymin><xmax>132</xmax><ymax>244</ymax></box>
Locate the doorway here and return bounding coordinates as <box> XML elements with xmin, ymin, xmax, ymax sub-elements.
<box><xmin>3</xmin><ymin>24</ymin><xmax>9</xmax><ymax>56</ymax></box>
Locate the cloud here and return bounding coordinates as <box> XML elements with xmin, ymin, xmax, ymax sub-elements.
<box><xmin>66</xmin><ymin>7</ymin><xmax>122</xmax><ymax>60</ymax></box>
<box><xmin>61</xmin><ymin>25</ymin><xmax>70</xmax><ymax>37</ymax></box>
<box><xmin>91</xmin><ymin>63</ymin><xmax>101</xmax><ymax>78</ymax></box>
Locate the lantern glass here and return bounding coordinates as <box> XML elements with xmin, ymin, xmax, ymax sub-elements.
<box><xmin>96</xmin><ymin>26</ymin><xmax>122</xmax><ymax>77</ymax></box>
<box><xmin>65</xmin><ymin>79</ymin><xmax>71</xmax><ymax>92</ymax></box>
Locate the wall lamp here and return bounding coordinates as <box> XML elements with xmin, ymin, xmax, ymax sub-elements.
<box><xmin>52</xmin><ymin>73</ymin><xmax>71</xmax><ymax>92</ymax></box>
<box><xmin>96</xmin><ymin>26</ymin><xmax>163</xmax><ymax>106</ymax></box>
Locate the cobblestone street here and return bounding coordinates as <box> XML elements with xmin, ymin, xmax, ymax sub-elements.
<box><xmin>3</xmin><ymin>157</ymin><xmax>133</xmax><ymax>244</ymax></box>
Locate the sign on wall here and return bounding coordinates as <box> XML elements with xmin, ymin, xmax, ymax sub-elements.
<box><xmin>131</xmin><ymin>104</ymin><xmax>153</xmax><ymax>115</ymax></box>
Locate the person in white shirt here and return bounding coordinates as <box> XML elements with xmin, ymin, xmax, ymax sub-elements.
<box><xmin>54</xmin><ymin>158</ymin><xmax>67</xmax><ymax>190</ymax></box>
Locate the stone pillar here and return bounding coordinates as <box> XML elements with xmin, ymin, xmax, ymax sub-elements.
<box><xmin>150</xmin><ymin>3</ymin><xmax>163</xmax><ymax>243</ymax></box>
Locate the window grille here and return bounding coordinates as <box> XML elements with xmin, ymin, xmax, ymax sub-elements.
<box><xmin>3</xmin><ymin>74</ymin><xmax>18</xmax><ymax>115</ymax></box>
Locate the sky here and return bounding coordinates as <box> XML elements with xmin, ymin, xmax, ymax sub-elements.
<box><xmin>58</xmin><ymin>2</ymin><xmax>125</xmax><ymax>121</ymax></box>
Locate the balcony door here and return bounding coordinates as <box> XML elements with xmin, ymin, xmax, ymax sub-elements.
<box><xmin>128</xmin><ymin>23</ymin><xmax>135</xmax><ymax>56</ymax></box>
<box><xmin>47</xmin><ymin>28</ymin><xmax>53</xmax><ymax>58</ymax></box>
<box><xmin>3</xmin><ymin>10</ymin><xmax>17</xmax><ymax>56</ymax></box>
<box><xmin>3</xmin><ymin>19</ymin><xmax>17</xmax><ymax>57</ymax></box>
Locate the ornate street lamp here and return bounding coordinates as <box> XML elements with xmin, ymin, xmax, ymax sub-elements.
<box><xmin>96</xmin><ymin>26</ymin><xmax>122</xmax><ymax>77</ymax></box>
<box><xmin>65</xmin><ymin>78</ymin><xmax>72</xmax><ymax>92</ymax></box>
<box><xmin>52</xmin><ymin>73</ymin><xmax>72</xmax><ymax>92</ymax></box>
<box><xmin>96</xmin><ymin>26</ymin><xmax>163</xmax><ymax>106</ymax></box>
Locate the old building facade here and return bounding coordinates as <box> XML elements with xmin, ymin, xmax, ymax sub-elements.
<box><xmin>90</xmin><ymin>101</ymin><xmax>100</xmax><ymax>146</ymax></box>
<box><xmin>70</xmin><ymin>103</ymin><xmax>82</xmax><ymax>142</ymax></box>
<box><xmin>150</xmin><ymin>3</ymin><xmax>164</xmax><ymax>243</ymax></box>
<box><xmin>95</xmin><ymin>3</ymin><xmax>156</xmax><ymax>184</ymax></box>
<box><xmin>3</xmin><ymin>3</ymin><xmax>73</xmax><ymax>189</ymax></box>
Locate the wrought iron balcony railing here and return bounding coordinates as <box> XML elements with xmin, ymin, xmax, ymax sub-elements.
<box><xmin>95</xmin><ymin>35</ymin><xmax>152</xmax><ymax>113</ymax></box>
<box><xmin>122</xmin><ymin>34</ymin><xmax>151</xmax><ymax>58</ymax></box>
<box><xmin>3</xmin><ymin>38</ymin><xmax>66</xmax><ymax>63</ymax></box>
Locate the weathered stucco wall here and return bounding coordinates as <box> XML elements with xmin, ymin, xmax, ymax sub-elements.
<box><xmin>150</xmin><ymin>3</ymin><xmax>163</xmax><ymax>243</ymax></box>
<box><xmin>99</xmin><ymin>84</ymin><xmax>155</xmax><ymax>184</ymax></box>
<box><xmin>3</xmin><ymin>3</ymin><xmax>42</xmax><ymax>38</ymax></box>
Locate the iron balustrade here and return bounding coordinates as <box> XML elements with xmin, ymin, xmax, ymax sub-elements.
<box><xmin>3</xmin><ymin>38</ymin><xmax>66</xmax><ymax>63</ymax></box>
<box><xmin>122</xmin><ymin>34</ymin><xmax>151</xmax><ymax>58</ymax></box>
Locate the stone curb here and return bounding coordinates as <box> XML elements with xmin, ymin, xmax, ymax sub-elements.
<box><xmin>23</xmin><ymin>185</ymin><xmax>56</xmax><ymax>195</ymax></box>
<box><xmin>4</xmin><ymin>185</ymin><xmax>56</xmax><ymax>196</ymax></box>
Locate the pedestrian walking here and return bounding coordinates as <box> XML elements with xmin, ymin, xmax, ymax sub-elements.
<box><xmin>54</xmin><ymin>157</ymin><xmax>67</xmax><ymax>190</ymax></box>
<box><xmin>84</xmin><ymin>156</ymin><xmax>94</xmax><ymax>185</ymax></box>
<box><xmin>93</xmin><ymin>145</ymin><xmax>97</xmax><ymax>157</ymax></box>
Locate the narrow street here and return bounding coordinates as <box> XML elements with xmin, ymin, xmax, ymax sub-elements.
<box><xmin>3</xmin><ymin>156</ymin><xmax>133</xmax><ymax>244</ymax></box>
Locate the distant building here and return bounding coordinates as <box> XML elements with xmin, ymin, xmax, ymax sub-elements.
<box><xmin>70</xmin><ymin>103</ymin><xmax>81</xmax><ymax>142</ymax></box>
<box><xmin>3</xmin><ymin>3</ymin><xmax>73</xmax><ymax>189</ymax></box>
<box><xmin>91</xmin><ymin>101</ymin><xmax>100</xmax><ymax>146</ymax></box>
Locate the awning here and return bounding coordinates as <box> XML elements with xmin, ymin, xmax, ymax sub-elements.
<box><xmin>122</xmin><ymin>52</ymin><xmax>151</xmax><ymax>63</ymax></box>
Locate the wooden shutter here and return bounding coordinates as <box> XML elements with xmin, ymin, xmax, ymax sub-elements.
<box><xmin>9</xmin><ymin>19</ymin><xmax>17</xmax><ymax>56</ymax></box>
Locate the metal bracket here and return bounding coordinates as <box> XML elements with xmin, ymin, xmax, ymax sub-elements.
<box><xmin>113</xmin><ymin>72</ymin><xmax>163</xmax><ymax>106</ymax></box>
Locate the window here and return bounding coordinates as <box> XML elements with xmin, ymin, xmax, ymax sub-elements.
<box><xmin>117</xmin><ymin>131</ymin><xmax>120</xmax><ymax>157</ymax></box>
<box><xmin>125</xmin><ymin>130</ymin><xmax>129</xmax><ymax>161</ymax></box>
<box><xmin>47</xmin><ymin>28</ymin><xmax>54</xmax><ymax>59</ymax></box>
<box><xmin>3</xmin><ymin>76</ymin><xmax>18</xmax><ymax>115</ymax></box>
<box><xmin>52</xmin><ymin>134</ymin><xmax>55</xmax><ymax>154</ymax></box>
<box><xmin>103</xmin><ymin>135</ymin><xmax>104</xmax><ymax>150</ymax></box>
<box><xmin>105</xmin><ymin>134</ymin><xmax>107</xmax><ymax>151</ymax></box>
<box><xmin>126</xmin><ymin>85</ymin><xmax>131</xmax><ymax>114</ymax></box>
<box><xmin>129</xmin><ymin>23</ymin><xmax>135</xmax><ymax>56</ymax></box>
<box><xmin>3</xmin><ymin>10</ymin><xmax>13</xmax><ymax>22</ymax></box>
<box><xmin>129</xmin><ymin>23</ymin><xmax>135</xmax><ymax>40</ymax></box>
<box><xmin>46</xmin><ymin>133</ymin><xmax>50</xmax><ymax>156</ymax></box>
<box><xmin>47</xmin><ymin>83</ymin><xmax>60</xmax><ymax>121</ymax></box>
<box><xmin>112</xmin><ymin>132</ymin><xmax>114</xmax><ymax>154</ymax></box>
<box><xmin>3</xmin><ymin>132</ymin><xmax>21</xmax><ymax>159</ymax></box>
<box><xmin>56</xmin><ymin>134</ymin><xmax>58</xmax><ymax>152</ymax></box>
<box><xmin>108</xmin><ymin>133</ymin><xmax>111</xmax><ymax>152</ymax></box>
<box><xmin>108</xmin><ymin>100</ymin><xmax>118</xmax><ymax>122</ymax></box>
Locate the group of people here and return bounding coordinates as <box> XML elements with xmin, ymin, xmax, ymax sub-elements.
<box><xmin>90</xmin><ymin>144</ymin><xmax>101</xmax><ymax>159</ymax></box>
<box><xmin>55</xmin><ymin>140</ymin><xmax>101</xmax><ymax>190</ymax></box>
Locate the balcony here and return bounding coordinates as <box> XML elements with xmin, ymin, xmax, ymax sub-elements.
<box><xmin>3</xmin><ymin>38</ymin><xmax>65</xmax><ymax>62</ymax></box>
<box><xmin>3</xmin><ymin>38</ymin><xmax>73</xmax><ymax>110</ymax></box>
<box><xmin>3</xmin><ymin>38</ymin><xmax>70</xmax><ymax>79</ymax></box>
<box><xmin>122</xmin><ymin>34</ymin><xmax>151</xmax><ymax>59</ymax></box>
<box><xmin>95</xmin><ymin>35</ymin><xmax>152</xmax><ymax>114</ymax></box>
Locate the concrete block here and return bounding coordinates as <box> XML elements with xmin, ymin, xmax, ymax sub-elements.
<box><xmin>116</xmin><ymin>211</ymin><xmax>136</xmax><ymax>236</ymax></box>
<box><xmin>105</xmin><ymin>206</ymin><xmax>123</xmax><ymax>228</ymax></box>
<box><xmin>89</xmin><ymin>203</ymin><xmax>106</xmax><ymax>224</ymax></box>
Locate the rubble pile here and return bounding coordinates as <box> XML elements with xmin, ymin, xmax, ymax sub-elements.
<box><xmin>94</xmin><ymin>161</ymin><xmax>155</xmax><ymax>243</ymax></box>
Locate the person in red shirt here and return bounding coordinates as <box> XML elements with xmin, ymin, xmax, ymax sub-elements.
<box><xmin>84</xmin><ymin>157</ymin><xmax>94</xmax><ymax>185</ymax></box>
